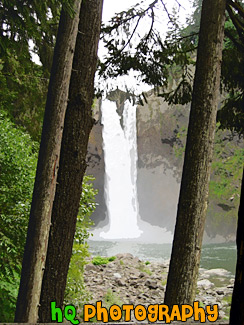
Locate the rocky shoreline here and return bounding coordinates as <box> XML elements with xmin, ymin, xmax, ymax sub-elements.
<box><xmin>84</xmin><ymin>253</ymin><xmax>234</xmax><ymax>322</ymax></box>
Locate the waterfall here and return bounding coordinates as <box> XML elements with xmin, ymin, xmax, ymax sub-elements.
<box><xmin>90</xmin><ymin>97</ymin><xmax>175</xmax><ymax>244</ymax></box>
<box><xmin>100</xmin><ymin>99</ymin><xmax>142</xmax><ymax>239</ymax></box>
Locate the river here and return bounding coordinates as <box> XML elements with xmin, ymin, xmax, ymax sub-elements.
<box><xmin>87</xmin><ymin>240</ymin><xmax>237</xmax><ymax>274</ymax></box>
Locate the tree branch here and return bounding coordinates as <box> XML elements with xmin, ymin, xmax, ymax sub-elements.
<box><xmin>226</xmin><ymin>3</ymin><xmax>244</xmax><ymax>43</ymax></box>
<box><xmin>119</xmin><ymin>15</ymin><xmax>142</xmax><ymax>53</ymax></box>
<box><xmin>144</xmin><ymin>7</ymin><xmax>155</xmax><ymax>42</ymax></box>
<box><xmin>228</xmin><ymin>0</ymin><xmax>244</xmax><ymax>19</ymax></box>
<box><xmin>224</xmin><ymin>28</ymin><xmax>244</xmax><ymax>52</ymax></box>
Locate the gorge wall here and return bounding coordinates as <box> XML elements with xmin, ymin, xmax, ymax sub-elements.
<box><xmin>86</xmin><ymin>90</ymin><xmax>243</xmax><ymax>242</ymax></box>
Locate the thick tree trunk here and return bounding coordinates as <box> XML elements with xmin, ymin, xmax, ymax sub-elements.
<box><xmin>38</xmin><ymin>0</ymin><xmax>103</xmax><ymax>322</ymax></box>
<box><xmin>164</xmin><ymin>0</ymin><xmax>226</xmax><ymax>307</ymax></box>
<box><xmin>229</xmin><ymin>168</ymin><xmax>244</xmax><ymax>324</ymax></box>
<box><xmin>14</xmin><ymin>2</ymin><xmax>81</xmax><ymax>322</ymax></box>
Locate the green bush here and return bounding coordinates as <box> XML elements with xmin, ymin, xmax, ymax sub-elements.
<box><xmin>92</xmin><ymin>256</ymin><xmax>116</xmax><ymax>265</ymax></box>
<box><xmin>65</xmin><ymin>176</ymin><xmax>97</xmax><ymax>309</ymax></box>
<box><xmin>0</xmin><ymin>112</ymin><xmax>37</xmax><ymax>321</ymax></box>
<box><xmin>0</xmin><ymin>112</ymin><xmax>37</xmax><ymax>275</ymax></box>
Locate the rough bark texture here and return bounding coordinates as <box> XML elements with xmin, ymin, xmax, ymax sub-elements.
<box><xmin>38</xmin><ymin>0</ymin><xmax>103</xmax><ymax>321</ymax></box>
<box><xmin>229</xmin><ymin>168</ymin><xmax>244</xmax><ymax>324</ymax></box>
<box><xmin>14</xmin><ymin>2</ymin><xmax>81</xmax><ymax>322</ymax></box>
<box><xmin>164</xmin><ymin>0</ymin><xmax>226</xmax><ymax>307</ymax></box>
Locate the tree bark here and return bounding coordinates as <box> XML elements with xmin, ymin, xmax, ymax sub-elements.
<box><xmin>164</xmin><ymin>0</ymin><xmax>226</xmax><ymax>307</ymax></box>
<box><xmin>229</xmin><ymin>167</ymin><xmax>244</xmax><ymax>324</ymax></box>
<box><xmin>14</xmin><ymin>2</ymin><xmax>81</xmax><ymax>322</ymax></box>
<box><xmin>38</xmin><ymin>0</ymin><xmax>104</xmax><ymax>322</ymax></box>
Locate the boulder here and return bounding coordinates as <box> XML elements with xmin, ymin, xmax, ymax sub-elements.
<box><xmin>197</xmin><ymin>279</ymin><xmax>214</xmax><ymax>290</ymax></box>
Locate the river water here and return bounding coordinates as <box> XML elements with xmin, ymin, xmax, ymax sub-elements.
<box><xmin>87</xmin><ymin>240</ymin><xmax>237</xmax><ymax>274</ymax></box>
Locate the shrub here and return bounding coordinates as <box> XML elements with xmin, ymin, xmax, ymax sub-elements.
<box><xmin>92</xmin><ymin>256</ymin><xmax>116</xmax><ymax>265</ymax></box>
<box><xmin>0</xmin><ymin>112</ymin><xmax>37</xmax><ymax>321</ymax></box>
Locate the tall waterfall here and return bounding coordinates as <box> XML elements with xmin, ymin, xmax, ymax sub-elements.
<box><xmin>90</xmin><ymin>97</ymin><xmax>175</xmax><ymax>244</ymax></box>
<box><xmin>100</xmin><ymin>99</ymin><xmax>142</xmax><ymax>239</ymax></box>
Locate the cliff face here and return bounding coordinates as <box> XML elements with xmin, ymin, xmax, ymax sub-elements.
<box><xmin>136</xmin><ymin>91</ymin><xmax>188</xmax><ymax>233</ymax></box>
<box><xmin>87</xmin><ymin>91</ymin><xmax>243</xmax><ymax>241</ymax></box>
<box><xmin>86</xmin><ymin>100</ymin><xmax>106</xmax><ymax>226</ymax></box>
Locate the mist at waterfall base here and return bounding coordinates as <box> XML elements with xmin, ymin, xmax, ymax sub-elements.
<box><xmin>91</xmin><ymin>98</ymin><xmax>173</xmax><ymax>244</ymax></box>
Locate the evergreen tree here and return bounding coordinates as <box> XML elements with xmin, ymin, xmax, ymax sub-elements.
<box><xmin>14</xmin><ymin>1</ymin><xmax>82</xmax><ymax>322</ymax></box>
<box><xmin>164</xmin><ymin>0</ymin><xmax>226</xmax><ymax>306</ymax></box>
<box><xmin>0</xmin><ymin>0</ymin><xmax>60</xmax><ymax>139</ymax></box>
<box><xmin>99</xmin><ymin>0</ymin><xmax>244</xmax><ymax>135</ymax></box>
<box><xmin>39</xmin><ymin>0</ymin><xmax>104</xmax><ymax>321</ymax></box>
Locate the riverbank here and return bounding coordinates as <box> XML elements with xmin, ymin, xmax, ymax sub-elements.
<box><xmin>84</xmin><ymin>253</ymin><xmax>234</xmax><ymax>322</ymax></box>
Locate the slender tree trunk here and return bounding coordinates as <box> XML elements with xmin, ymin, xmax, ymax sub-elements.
<box><xmin>38</xmin><ymin>0</ymin><xmax>103</xmax><ymax>321</ymax></box>
<box><xmin>14</xmin><ymin>2</ymin><xmax>81</xmax><ymax>322</ymax></box>
<box><xmin>164</xmin><ymin>0</ymin><xmax>226</xmax><ymax>307</ymax></box>
<box><xmin>229</xmin><ymin>168</ymin><xmax>244</xmax><ymax>324</ymax></box>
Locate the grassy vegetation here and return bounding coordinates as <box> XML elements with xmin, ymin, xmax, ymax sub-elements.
<box><xmin>92</xmin><ymin>256</ymin><xmax>116</xmax><ymax>265</ymax></box>
<box><xmin>137</xmin><ymin>262</ymin><xmax>152</xmax><ymax>275</ymax></box>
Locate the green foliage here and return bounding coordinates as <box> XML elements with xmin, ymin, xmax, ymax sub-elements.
<box><xmin>64</xmin><ymin>242</ymin><xmax>92</xmax><ymax>308</ymax></box>
<box><xmin>75</xmin><ymin>176</ymin><xmax>98</xmax><ymax>245</ymax></box>
<box><xmin>100</xmin><ymin>0</ymin><xmax>244</xmax><ymax>134</ymax></box>
<box><xmin>0</xmin><ymin>0</ymin><xmax>61</xmax><ymax>72</ymax></box>
<box><xmin>0</xmin><ymin>270</ymin><xmax>20</xmax><ymax>322</ymax></box>
<box><xmin>0</xmin><ymin>0</ymin><xmax>67</xmax><ymax>140</ymax></box>
<box><xmin>0</xmin><ymin>53</ymin><xmax>48</xmax><ymax>141</ymax></box>
<box><xmin>0</xmin><ymin>112</ymin><xmax>37</xmax><ymax>321</ymax></box>
<box><xmin>99</xmin><ymin>0</ymin><xmax>195</xmax><ymax>97</ymax></box>
<box><xmin>217</xmin><ymin>10</ymin><xmax>244</xmax><ymax>135</ymax></box>
<box><xmin>99</xmin><ymin>1</ymin><xmax>187</xmax><ymax>90</ymax></box>
<box><xmin>137</xmin><ymin>262</ymin><xmax>152</xmax><ymax>275</ymax></box>
<box><xmin>210</xmin><ymin>148</ymin><xmax>243</xmax><ymax>201</ymax></box>
<box><xmin>206</xmin><ymin>128</ymin><xmax>244</xmax><ymax>237</ymax></box>
<box><xmin>104</xmin><ymin>288</ymin><xmax>123</xmax><ymax>307</ymax></box>
<box><xmin>92</xmin><ymin>256</ymin><xmax>116</xmax><ymax>265</ymax></box>
<box><xmin>0</xmin><ymin>112</ymin><xmax>37</xmax><ymax>279</ymax></box>
<box><xmin>65</xmin><ymin>176</ymin><xmax>98</xmax><ymax>308</ymax></box>
<box><xmin>173</xmin><ymin>126</ymin><xmax>187</xmax><ymax>158</ymax></box>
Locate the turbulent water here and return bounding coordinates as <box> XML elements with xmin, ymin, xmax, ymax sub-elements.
<box><xmin>87</xmin><ymin>240</ymin><xmax>237</xmax><ymax>274</ymax></box>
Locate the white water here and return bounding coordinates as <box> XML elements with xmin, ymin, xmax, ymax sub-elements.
<box><xmin>100</xmin><ymin>99</ymin><xmax>142</xmax><ymax>239</ymax></box>
<box><xmin>91</xmin><ymin>98</ymin><xmax>174</xmax><ymax>243</ymax></box>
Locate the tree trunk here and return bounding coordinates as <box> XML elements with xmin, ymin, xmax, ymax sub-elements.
<box><xmin>164</xmin><ymin>0</ymin><xmax>226</xmax><ymax>307</ymax></box>
<box><xmin>14</xmin><ymin>2</ymin><xmax>81</xmax><ymax>322</ymax></box>
<box><xmin>38</xmin><ymin>0</ymin><xmax>103</xmax><ymax>322</ymax></box>
<box><xmin>229</xmin><ymin>167</ymin><xmax>244</xmax><ymax>324</ymax></box>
